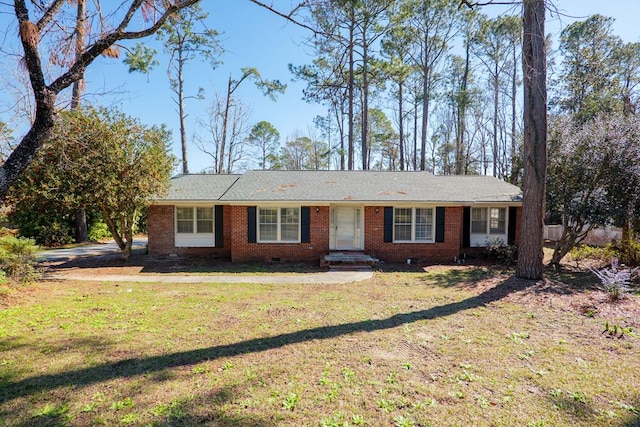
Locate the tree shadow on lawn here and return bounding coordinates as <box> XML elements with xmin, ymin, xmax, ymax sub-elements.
<box><xmin>5</xmin><ymin>385</ymin><xmax>277</xmax><ymax>427</ymax></box>
<box><xmin>412</xmin><ymin>264</ymin><xmax>602</xmax><ymax>295</ymax></box>
<box><xmin>0</xmin><ymin>275</ymin><xmax>535</xmax><ymax>406</ymax></box>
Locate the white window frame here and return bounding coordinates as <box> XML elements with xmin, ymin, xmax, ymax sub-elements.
<box><xmin>489</xmin><ymin>207</ymin><xmax>506</xmax><ymax>235</ymax></box>
<box><xmin>257</xmin><ymin>207</ymin><xmax>301</xmax><ymax>243</ymax></box>
<box><xmin>175</xmin><ymin>206</ymin><xmax>215</xmax><ymax>247</ymax></box>
<box><xmin>393</xmin><ymin>207</ymin><xmax>434</xmax><ymax>243</ymax></box>
<box><xmin>470</xmin><ymin>207</ymin><xmax>508</xmax><ymax>247</ymax></box>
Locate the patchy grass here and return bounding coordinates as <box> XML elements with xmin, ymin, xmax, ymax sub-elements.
<box><xmin>1</xmin><ymin>266</ymin><xmax>639</xmax><ymax>426</ymax></box>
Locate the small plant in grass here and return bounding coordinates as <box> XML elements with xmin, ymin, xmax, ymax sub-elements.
<box><xmin>342</xmin><ymin>366</ymin><xmax>355</xmax><ymax>382</ymax></box>
<box><xmin>378</xmin><ymin>398</ymin><xmax>396</xmax><ymax>413</ymax></box>
<box><xmin>602</xmin><ymin>321</ymin><xmax>635</xmax><ymax>338</ymax></box>
<box><xmin>110</xmin><ymin>397</ymin><xmax>135</xmax><ymax>411</ymax></box>
<box><xmin>282</xmin><ymin>392</ymin><xmax>299</xmax><ymax>411</ymax></box>
<box><xmin>518</xmin><ymin>349</ymin><xmax>536</xmax><ymax>360</ymax></box>
<box><xmin>351</xmin><ymin>413</ymin><xmax>365</xmax><ymax>425</ymax></box>
<box><xmin>590</xmin><ymin>259</ymin><xmax>634</xmax><ymax>301</ymax></box>
<box><xmin>80</xmin><ymin>401</ymin><xmax>99</xmax><ymax>413</ymax></box>
<box><xmin>319</xmin><ymin>368</ymin><xmax>331</xmax><ymax>386</ymax></box>
<box><xmin>509</xmin><ymin>331</ymin><xmax>530</xmax><ymax>343</ymax></box>
<box><xmin>475</xmin><ymin>395</ymin><xmax>490</xmax><ymax>408</ymax></box>
<box><xmin>121</xmin><ymin>413</ymin><xmax>140</xmax><ymax>424</ymax></box>
<box><xmin>394</xmin><ymin>414</ymin><xmax>415</xmax><ymax>427</ymax></box>
<box><xmin>571</xmin><ymin>390</ymin><xmax>588</xmax><ymax>404</ymax></box>
<box><xmin>33</xmin><ymin>402</ymin><xmax>70</xmax><ymax>419</ymax></box>
<box><xmin>320</xmin><ymin>412</ymin><xmax>347</xmax><ymax>427</ymax></box>
<box><xmin>454</xmin><ymin>368</ymin><xmax>477</xmax><ymax>383</ymax></box>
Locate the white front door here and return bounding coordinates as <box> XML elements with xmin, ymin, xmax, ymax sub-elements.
<box><xmin>330</xmin><ymin>206</ymin><xmax>363</xmax><ymax>250</ymax></box>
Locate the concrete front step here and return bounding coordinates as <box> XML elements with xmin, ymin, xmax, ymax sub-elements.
<box><xmin>321</xmin><ymin>252</ymin><xmax>379</xmax><ymax>267</ymax></box>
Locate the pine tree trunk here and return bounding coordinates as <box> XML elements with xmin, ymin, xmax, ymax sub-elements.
<box><xmin>516</xmin><ymin>0</ymin><xmax>547</xmax><ymax>280</ymax></box>
<box><xmin>398</xmin><ymin>83</ymin><xmax>404</xmax><ymax>171</ymax></box>
<box><xmin>72</xmin><ymin>0</ymin><xmax>89</xmax><ymax>243</ymax></box>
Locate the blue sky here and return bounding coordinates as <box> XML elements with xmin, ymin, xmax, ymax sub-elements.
<box><xmin>1</xmin><ymin>1</ymin><xmax>640</xmax><ymax>173</ymax></box>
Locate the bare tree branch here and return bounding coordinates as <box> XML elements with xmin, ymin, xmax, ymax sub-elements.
<box><xmin>248</xmin><ymin>0</ymin><xmax>318</xmax><ymax>34</ymax></box>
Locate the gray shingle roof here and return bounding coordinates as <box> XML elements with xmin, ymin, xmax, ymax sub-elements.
<box><xmin>158</xmin><ymin>171</ymin><xmax>521</xmax><ymax>204</ymax></box>
<box><xmin>160</xmin><ymin>174</ymin><xmax>240</xmax><ymax>201</ymax></box>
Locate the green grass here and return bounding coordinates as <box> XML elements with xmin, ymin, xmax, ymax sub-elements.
<box><xmin>0</xmin><ymin>267</ymin><xmax>639</xmax><ymax>426</ymax></box>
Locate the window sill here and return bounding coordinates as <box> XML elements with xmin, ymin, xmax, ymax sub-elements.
<box><xmin>256</xmin><ymin>241</ymin><xmax>301</xmax><ymax>244</ymax></box>
<box><xmin>392</xmin><ymin>240</ymin><xmax>435</xmax><ymax>244</ymax></box>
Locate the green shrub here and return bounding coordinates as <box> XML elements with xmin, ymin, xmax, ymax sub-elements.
<box><xmin>37</xmin><ymin>221</ymin><xmax>74</xmax><ymax>246</ymax></box>
<box><xmin>88</xmin><ymin>220</ymin><xmax>111</xmax><ymax>241</ymax></box>
<box><xmin>0</xmin><ymin>236</ymin><xmax>41</xmax><ymax>284</ymax></box>
<box><xmin>483</xmin><ymin>238</ymin><xmax>518</xmax><ymax>266</ymax></box>
<box><xmin>609</xmin><ymin>240</ymin><xmax>640</xmax><ymax>267</ymax></box>
<box><xmin>569</xmin><ymin>244</ymin><xmax>615</xmax><ymax>268</ymax></box>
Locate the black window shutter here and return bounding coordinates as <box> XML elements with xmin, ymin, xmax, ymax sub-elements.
<box><xmin>463</xmin><ymin>207</ymin><xmax>471</xmax><ymax>248</ymax></box>
<box><xmin>247</xmin><ymin>206</ymin><xmax>257</xmax><ymax>243</ymax></box>
<box><xmin>215</xmin><ymin>205</ymin><xmax>224</xmax><ymax>247</ymax></box>
<box><xmin>435</xmin><ymin>207</ymin><xmax>446</xmax><ymax>243</ymax></box>
<box><xmin>508</xmin><ymin>206</ymin><xmax>517</xmax><ymax>245</ymax></box>
<box><xmin>384</xmin><ymin>207</ymin><xmax>393</xmax><ymax>242</ymax></box>
<box><xmin>301</xmin><ymin>207</ymin><xmax>311</xmax><ymax>243</ymax></box>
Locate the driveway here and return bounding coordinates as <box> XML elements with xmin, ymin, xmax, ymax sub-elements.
<box><xmin>38</xmin><ymin>238</ymin><xmax>148</xmax><ymax>262</ymax></box>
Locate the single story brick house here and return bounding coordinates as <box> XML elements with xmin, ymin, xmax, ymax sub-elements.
<box><xmin>148</xmin><ymin>170</ymin><xmax>522</xmax><ymax>263</ymax></box>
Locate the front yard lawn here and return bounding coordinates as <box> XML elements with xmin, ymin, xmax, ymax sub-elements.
<box><xmin>1</xmin><ymin>265</ymin><xmax>639</xmax><ymax>426</ymax></box>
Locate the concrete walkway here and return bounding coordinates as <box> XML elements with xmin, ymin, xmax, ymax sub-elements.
<box><xmin>40</xmin><ymin>239</ymin><xmax>373</xmax><ymax>284</ymax></box>
<box><xmin>48</xmin><ymin>270</ymin><xmax>374</xmax><ymax>284</ymax></box>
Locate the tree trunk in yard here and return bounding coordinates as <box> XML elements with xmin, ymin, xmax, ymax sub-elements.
<box><xmin>398</xmin><ymin>82</ymin><xmax>404</xmax><ymax>170</ymax></box>
<box><xmin>516</xmin><ymin>0</ymin><xmax>547</xmax><ymax>280</ymax></box>
<box><xmin>75</xmin><ymin>210</ymin><xmax>88</xmax><ymax>242</ymax></box>
<box><xmin>178</xmin><ymin>50</ymin><xmax>189</xmax><ymax>174</ymax></box>
<box><xmin>72</xmin><ymin>0</ymin><xmax>89</xmax><ymax>243</ymax></box>
<box><xmin>218</xmin><ymin>75</ymin><xmax>233</xmax><ymax>174</ymax></box>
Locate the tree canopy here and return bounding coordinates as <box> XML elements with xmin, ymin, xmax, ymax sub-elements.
<box><xmin>0</xmin><ymin>0</ymin><xmax>199</xmax><ymax>201</ymax></box>
<box><xmin>8</xmin><ymin>107</ymin><xmax>175</xmax><ymax>259</ymax></box>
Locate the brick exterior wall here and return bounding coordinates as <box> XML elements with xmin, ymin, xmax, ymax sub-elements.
<box><xmin>147</xmin><ymin>205</ymin><xmax>232</xmax><ymax>258</ymax></box>
<box><xmin>230</xmin><ymin>205</ymin><xmax>330</xmax><ymax>262</ymax></box>
<box><xmin>148</xmin><ymin>204</ymin><xmax>520</xmax><ymax>264</ymax></box>
<box><xmin>364</xmin><ymin>206</ymin><xmax>463</xmax><ymax>263</ymax></box>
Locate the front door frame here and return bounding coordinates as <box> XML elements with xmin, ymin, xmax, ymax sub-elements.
<box><xmin>329</xmin><ymin>205</ymin><xmax>364</xmax><ymax>250</ymax></box>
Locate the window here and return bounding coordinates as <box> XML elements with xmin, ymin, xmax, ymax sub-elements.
<box><xmin>471</xmin><ymin>207</ymin><xmax>506</xmax><ymax>235</ymax></box>
<box><xmin>176</xmin><ymin>207</ymin><xmax>214</xmax><ymax>235</ymax></box>
<box><xmin>471</xmin><ymin>208</ymin><xmax>487</xmax><ymax>233</ymax></box>
<box><xmin>176</xmin><ymin>207</ymin><xmax>194</xmax><ymax>233</ymax></box>
<box><xmin>280</xmin><ymin>208</ymin><xmax>300</xmax><ymax>241</ymax></box>
<box><xmin>258</xmin><ymin>207</ymin><xmax>300</xmax><ymax>242</ymax></box>
<box><xmin>394</xmin><ymin>207</ymin><xmax>433</xmax><ymax>242</ymax></box>
<box><xmin>489</xmin><ymin>208</ymin><xmax>506</xmax><ymax>234</ymax></box>
<box><xmin>175</xmin><ymin>206</ymin><xmax>215</xmax><ymax>247</ymax></box>
<box><xmin>197</xmin><ymin>207</ymin><xmax>214</xmax><ymax>233</ymax></box>
<box><xmin>259</xmin><ymin>208</ymin><xmax>278</xmax><ymax>241</ymax></box>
